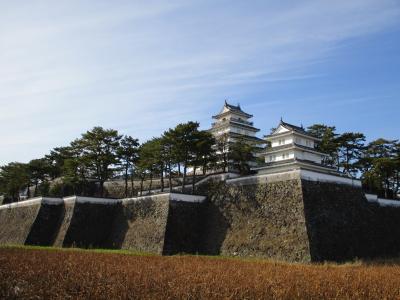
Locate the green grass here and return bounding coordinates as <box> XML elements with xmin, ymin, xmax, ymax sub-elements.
<box><xmin>2</xmin><ymin>245</ymin><xmax>400</xmax><ymax>266</ymax></box>
<box><xmin>0</xmin><ymin>244</ymin><xmax>156</xmax><ymax>257</ymax></box>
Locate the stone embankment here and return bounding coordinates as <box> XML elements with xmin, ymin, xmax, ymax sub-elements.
<box><xmin>0</xmin><ymin>194</ymin><xmax>205</xmax><ymax>255</ymax></box>
<box><xmin>1</xmin><ymin>170</ymin><xmax>400</xmax><ymax>262</ymax></box>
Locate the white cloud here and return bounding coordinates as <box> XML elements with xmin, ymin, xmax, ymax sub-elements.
<box><xmin>0</xmin><ymin>0</ymin><xmax>399</xmax><ymax>164</ymax></box>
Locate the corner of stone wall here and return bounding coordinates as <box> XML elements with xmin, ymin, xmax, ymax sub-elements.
<box><xmin>162</xmin><ymin>200</ymin><xmax>204</xmax><ymax>255</ymax></box>
<box><xmin>195</xmin><ymin>173</ymin><xmax>312</xmax><ymax>262</ymax></box>
<box><xmin>300</xmin><ymin>179</ymin><xmax>400</xmax><ymax>262</ymax></box>
<box><xmin>109</xmin><ymin>195</ymin><xmax>170</xmax><ymax>254</ymax></box>
<box><xmin>0</xmin><ymin>202</ymin><xmax>42</xmax><ymax>246</ymax></box>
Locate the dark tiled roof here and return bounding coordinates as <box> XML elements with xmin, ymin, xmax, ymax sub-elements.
<box><xmin>225</xmin><ymin>102</ymin><xmax>242</xmax><ymax>111</ymax></box>
<box><xmin>265</xmin><ymin>143</ymin><xmax>292</xmax><ymax>152</ymax></box>
<box><xmin>280</xmin><ymin>120</ymin><xmax>307</xmax><ymax>133</ymax></box>
<box><xmin>265</xmin><ymin>119</ymin><xmax>320</xmax><ymax>140</ymax></box>
<box><xmin>211</xmin><ymin>120</ymin><xmax>260</xmax><ymax>132</ymax></box>
<box><xmin>229</xmin><ymin>132</ymin><xmax>265</xmax><ymax>143</ymax></box>
<box><xmin>213</xmin><ymin>100</ymin><xmax>253</xmax><ymax>118</ymax></box>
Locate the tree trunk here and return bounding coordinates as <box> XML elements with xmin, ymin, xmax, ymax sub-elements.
<box><xmin>100</xmin><ymin>181</ymin><xmax>104</xmax><ymax>197</ymax></box>
<box><xmin>178</xmin><ymin>163</ymin><xmax>181</xmax><ymax>176</ymax></box>
<box><xmin>168</xmin><ymin>163</ymin><xmax>172</xmax><ymax>192</ymax></box>
<box><xmin>181</xmin><ymin>163</ymin><xmax>187</xmax><ymax>192</ymax></box>
<box><xmin>130</xmin><ymin>174</ymin><xmax>134</xmax><ymax>197</ymax></box>
<box><xmin>124</xmin><ymin>165</ymin><xmax>129</xmax><ymax>198</ymax></box>
<box><xmin>160</xmin><ymin>169</ymin><xmax>164</xmax><ymax>192</ymax></box>
<box><xmin>27</xmin><ymin>185</ymin><xmax>30</xmax><ymax>199</ymax></box>
<box><xmin>192</xmin><ymin>166</ymin><xmax>196</xmax><ymax>194</ymax></box>
<box><xmin>140</xmin><ymin>178</ymin><xmax>144</xmax><ymax>196</ymax></box>
<box><xmin>149</xmin><ymin>173</ymin><xmax>153</xmax><ymax>194</ymax></box>
<box><xmin>34</xmin><ymin>181</ymin><xmax>38</xmax><ymax>197</ymax></box>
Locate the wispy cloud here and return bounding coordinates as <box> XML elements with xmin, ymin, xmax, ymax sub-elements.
<box><xmin>0</xmin><ymin>0</ymin><xmax>399</xmax><ymax>164</ymax></box>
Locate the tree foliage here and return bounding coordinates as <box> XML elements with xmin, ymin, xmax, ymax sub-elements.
<box><xmin>1</xmin><ymin>121</ymin><xmax>399</xmax><ymax>202</ymax></box>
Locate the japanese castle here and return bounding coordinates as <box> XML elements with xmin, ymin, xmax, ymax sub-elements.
<box><xmin>257</xmin><ymin>119</ymin><xmax>338</xmax><ymax>175</ymax></box>
<box><xmin>210</xmin><ymin>101</ymin><xmax>338</xmax><ymax>175</ymax></box>
<box><xmin>209</xmin><ymin>100</ymin><xmax>264</xmax><ymax>145</ymax></box>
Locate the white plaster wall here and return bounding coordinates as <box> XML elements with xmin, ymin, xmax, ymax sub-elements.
<box><xmin>230</xmin><ymin>126</ymin><xmax>256</xmax><ymax>136</ymax></box>
<box><xmin>227</xmin><ymin>169</ymin><xmax>362</xmax><ymax>187</ymax></box>
<box><xmin>271</xmin><ymin>137</ymin><xmax>292</xmax><ymax>147</ymax></box>
<box><xmin>121</xmin><ymin>193</ymin><xmax>206</xmax><ymax>204</ymax></box>
<box><xmin>294</xmin><ymin>136</ymin><xmax>315</xmax><ymax>148</ymax></box>
<box><xmin>266</xmin><ymin>150</ymin><xmax>294</xmax><ymax>163</ymax></box>
<box><xmin>275</xmin><ymin>151</ymin><xmax>294</xmax><ymax>162</ymax></box>
<box><xmin>294</xmin><ymin>150</ymin><xmax>322</xmax><ymax>164</ymax></box>
<box><xmin>365</xmin><ymin>194</ymin><xmax>378</xmax><ymax>202</ymax></box>
<box><xmin>63</xmin><ymin>196</ymin><xmax>118</xmax><ymax>205</ymax></box>
<box><xmin>365</xmin><ymin>194</ymin><xmax>400</xmax><ymax>207</ymax></box>
<box><xmin>376</xmin><ymin>198</ymin><xmax>400</xmax><ymax>207</ymax></box>
<box><xmin>0</xmin><ymin>197</ymin><xmax>63</xmax><ymax>210</ymax></box>
<box><xmin>170</xmin><ymin>193</ymin><xmax>206</xmax><ymax>203</ymax></box>
<box><xmin>300</xmin><ymin>169</ymin><xmax>362</xmax><ymax>187</ymax></box>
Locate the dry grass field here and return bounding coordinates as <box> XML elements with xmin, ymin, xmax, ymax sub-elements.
<box><xmin>1</xmin><ymin>247</ymin><xmax>400</xmax><ymax>299</ymax></box>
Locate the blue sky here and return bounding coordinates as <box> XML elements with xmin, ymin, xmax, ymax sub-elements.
<box><xmin>1</xmin><ymin>0</ymin><xmax>399</xmax><ymax>165</ymax></box>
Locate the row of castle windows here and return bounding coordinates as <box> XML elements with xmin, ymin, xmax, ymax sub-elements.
<box><xmin>295</xmin><ymin>137</ymin><xmax>312</xmax><ymax>147</ymax></box>
<box><xmin>268</xmin><ymin>152</ymin><xmax>291</xmax><ymax>162</ymax></box>
<box><xmin>274</xmin><ymin>137</ymin><xmax>312</xmax><ymax>147</ymax></box>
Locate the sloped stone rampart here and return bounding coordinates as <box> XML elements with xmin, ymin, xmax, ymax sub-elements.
<box><xmin>62</xmin><ymin>201</ymin><xmax>117</xmax><ymax>248</ymax></box>
<box><xmin>109</xmin><ymin>195</ymin><xmax>170</xmax><ymax>254</ymax></box>
<box><xmin>1</xmin><ymin>175</ymin><xmax>400</xmax><ymax>263</ymax></box>
<box><xmin>302</xmin><ymin>180</ymin><xmax>400</xmax><ymax>261</ymax></box>
<box><xmin>25</xmin><ymin>203</ymin><xmax>65</xmax><ymax>246</ymax></box>
<box><xmin>163</xmin><ymin>200</ymin><xmax>203</xmax><ymax>255</ymax></box>
<box><xmin>196</xmin><ymin>179</ymin><xmax>311</xmax><ymax>262</ymax></box>
<box><xmin>0</xmin><ymin>200</ymin><xmax>41</xmax><ymax>245</ymax></box>
<box><xmin>0</xmin><ymin>194</ymin><xmax>204</xmax><ymax>255</ymax></box>
<box><xmin>196</xmin><ymin>174</ymin><xmax>400</xmax><ymax>262</ymax></box>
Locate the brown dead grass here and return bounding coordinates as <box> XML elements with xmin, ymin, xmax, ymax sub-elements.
<box><xmin>1</xmin><ymin>247</ymin><xmax>400</xmax><ymax>299</ymax></box>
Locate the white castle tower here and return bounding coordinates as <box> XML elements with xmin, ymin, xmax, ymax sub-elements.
<box><xmin>209</xmin><ymin>100</ymin><xmax>264</xmax><ymax>145</ymax></box>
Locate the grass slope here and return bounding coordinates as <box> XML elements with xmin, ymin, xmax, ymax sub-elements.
<box><xmin>1</xmin><ymin>246</ymin><xmax>400</xmax><ymax>299</ymax></box>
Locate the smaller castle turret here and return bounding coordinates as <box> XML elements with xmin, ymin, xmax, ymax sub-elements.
<box><xmin>257</xmin><ymin>119</ymin><xmax>337</xmax><ymax>174</ymax></box>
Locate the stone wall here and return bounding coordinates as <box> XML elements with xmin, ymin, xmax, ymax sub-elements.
<box><xmin>109</xmin><ymin>195</ymin><xmax>170</xmax><ymax>254</ymax></box>
<box><xmin>1</xmin><ymin>174</ymin><xmax>400</xmax><ymax>263</ymax></box>
<box><xmin>163</xmin><ymin>200</ymin><xmax>203</xmax><ymax>255</ymax></box>
<box><xmin>62</xmin><ymin>201</ymin><xmax>117</xmax><ymax>249</ymax></box>
<box><xmin>0</xmin><ymin>194</ymin><xmax>205</xmax><ymax>256</ymax></box>
<box><xmin>25</xmin><ymin>203</ymin><xmax>65</xmax><ymax>246</ymax></box>
<box><xmin>195</xmin><ymin>174</ymin><xmax>400</xmax><ymax>262</ymax></box>
<box><xmin>302</xmin><ymin>180</ymin><xmax>400</xmax><ymax>262</ymax></box>
<box><xmin>0</xmin><ymin>201</ymin><xmax>41</xmax><ymax>245</ymax></box>
<box><xmin>52</xmin><ymin>200</ymin><xmax>75</xmax><ymax>247</ymax></box>
<box><xmin>196</xmin><ymin>179</ymin><xmax>311</xmax><ymax>262</ymax></box>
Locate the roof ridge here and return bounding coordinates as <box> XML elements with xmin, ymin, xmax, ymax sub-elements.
<box><xmin>280</xmin><ymin>120</ymin><xmax>305</xmax><ymax>132</ymax></box>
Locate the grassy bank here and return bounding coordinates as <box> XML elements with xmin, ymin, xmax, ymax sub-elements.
<box><xmin>1</xmin><ymin>246</ymin><xmax>400</xmax><ymax>299</ymax></box>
